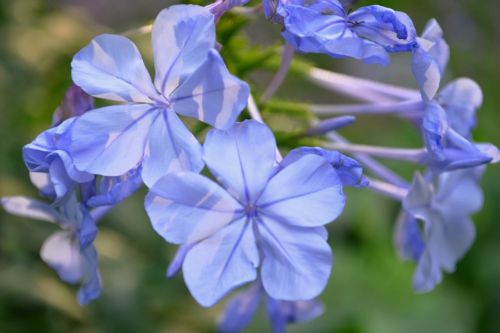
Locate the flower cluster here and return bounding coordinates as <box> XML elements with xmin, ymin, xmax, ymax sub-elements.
<box><xmin>2</xmin><ymin>1</ymin><xmax>497</xmax><ymax>332</ymax></box>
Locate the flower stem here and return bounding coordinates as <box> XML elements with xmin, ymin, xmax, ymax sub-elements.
<box><xmin>261</xmin><ymin>44</ymin><xmax>295</xmax><ymax>102</ymax></box>
<box><xmin>366</xmin><ymin>177</ymin><xmax>407</xmax><ymax>200</ymax></box>
<box><xmin>307</xmin><ymin>67</ymin><xmax>420</xmax><ymax>103</ymax></box>
<box><xmin>310</xmin><ymin>99</ymin><xmax>424</xmax><ymax>116</ymax></box>
<box><xmin>324</xmin><ymin>141</ymin><xmax>424</xmax><ymax>162</ymax></box>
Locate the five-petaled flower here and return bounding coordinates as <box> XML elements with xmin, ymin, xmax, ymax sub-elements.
<box><xmin>145</xmin><ymin>120</ymin><xmax>346</xmax><ymax>306</ymax></box>
<box><xmin>67</xmin><ymin>5</ymin><xmax>249</xmax><ymax>188</ymax></box>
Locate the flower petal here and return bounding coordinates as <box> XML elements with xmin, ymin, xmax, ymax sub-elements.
<box><xmin>203</xmin><ymin>120</ymin><xmax>277</xmax><ymax>203</ymax></box>
<box><xmin>218</xmin><ymin>283</ymin><xmax>261</xmax><ymax>333</ymax></box>
<box><xmin>68</xmin><ymin>104</ymin><xmax>158</xmax><ymax>176</ymax></box>
<box><xmin>259</xmin><ymin>216</ymin><xmax>332</xmax><ymax>300</ymax></box>
<box><xmin>41</xmin><ymin>230</ymin><xmax>84</xmax><ymax>283</ymax></box>
<box><xmin>1</xmin><ymin>196</ymin><xmax>61</xmax><ymax>224</ymax></box>
<box><xmin>152</xmin><ymin>5</ymin><xmax>215</xmax><ymax>96</ymax></box>
<box><xmin>394</xmin><ymin>210</ymin><xmax>425</xmax><ymax>262</ymax></box>
<box><xmin>182</xmin><ymin>218</ymin><xmax>259</xmax><ymax>307</ymax></box>
<box><xmin>72</xmin><ymin>34</ymin><xmax>158</xmax><ymax>103</ymax></box>
<box><xmin>258</xmin><ymin>154</ymin><xmax>345</xmax><ymax>227</ymax></box>
<box><xmin>77</xmin><ymin>245</ymin><xmax>102</xmax><ymax>305</ymax></box>
<box><xmin>413</xmin><ymin>215</ymin><xmax>475</xmax><ymax>292</ymax></box>
<box><xmin>171</xmin><ymin>50</ymin><xmax>249</xmax><ymax>129</ymax></box>
<box><xmin>141</xmin><ymin>111</ymin><xmax>203</xmax><ymax>188</ymax></box>
<box><xmin>145</xmin><ymin>172</ymin><xmax>243</xmax><ymax>244</ymax></box>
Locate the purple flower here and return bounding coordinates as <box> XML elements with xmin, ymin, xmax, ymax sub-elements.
<box><xmin>67</xmin><ymin>5</ymin><xmax>249</xmax><ymax>187</ymax></box>
<box><xmin>145</xmin><ymin>120</ymin><xmax>345</xmax><ymax>306</ymax></box>
<box><xmin>52</xmin><ymin>84</ymin><xmax>94</xmax><ymax>126</ymax></box>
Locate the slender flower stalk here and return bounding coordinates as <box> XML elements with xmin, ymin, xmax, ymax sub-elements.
<box><xmin>324</xmin><ymin>142</ymin><xmax>425</xmax><ymax>162</ymax></box>
<box><xmin>366</xmin><ymin>177</ymin><xmax>407</xmax><ymax>200</ymax></box>
<box><xmin>310</xmin><ymin>99</ymin><xmax>423</xmax><ymax>116</ymax></box>
<box><xmin>248</xmin><ymin>94</ymin><xmax>283</xmax><ymax>161</ymax></box>
<box><xmin>307</xmin><ymin>67</ymin><xmax>420</xmax><ymax>103</ymax></box>
<box><xmin>306</xmin><ymin>116</ymin><xmax>356</xmax><ymax>136</ymax></box>
<box><xmin>261</xmin><ymin>44</ymin><xmax>295</xmax><ymax>102</ymax></box>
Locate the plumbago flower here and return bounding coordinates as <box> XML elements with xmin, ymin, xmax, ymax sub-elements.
<box><xmin>146</xmin><ymin>120</ymin><xmax>347</xmax><ymax>306</ymax></box>
<box><xmin>67</xmin><ymin>5</ymin><xmax>249</xmax><ymax>187</ymax></box>
<box><xmin>1</xmin><ymin>191</ymin><xmax>101</xmax><ymax>305</ymax></box>
<box><xmin>269</xmin><ymin>0</ymin><xmax>417</xmax><ymax>65</ymax></box>
<box><xmin>394</xmin><ymin>168</ymin><xmax>484</xmax><ymax>292</ymax></box>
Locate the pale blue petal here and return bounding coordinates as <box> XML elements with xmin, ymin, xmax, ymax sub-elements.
<box><xmin>1</xmin><ymin>196</ymin><xmax>61</xmax><ymax>223</ymax></box>
<box><xmin>259</xmin><ymin>216</ymin><xmax>332</xmax><ymax>300</ymax></box>
<box><xmin>79</xmin><ymin>208</ymin><xmax>97</xmax><ymax>249</ymax></box>
<box><xmin>258</xmin><ymin>155</ymin><xmax>344</xmax><ymax>228</ymax></box>
<box><xmin>436</xmin><ymin>168</ymin><xmax>484</xmax><ymax>217</ymax></box>
<box><xmin>394</xmin><ymin>210</ymin><xmax>425</xmax><ymax>262</ymax></box>
<box><xmin>182</xmin><ymin>218</ymin><xmax>259</xmax><ymax>307</ymax></box>
<box><xmin>152</xmin><ymin>5</ymin><xmax>215</xmax><ymax>96</ymax></box>
<box><xmin>402</xmin><ymin>173</ymin><xmax>432</xmax><ymax>220</ymax></box>
<box><xmin>171</xmin><ymin>50</ymin><xmax>249</xmax><ymax>129</ymax></box>
<box><xmin>203</xmin><ymin>120</ymin><xmax>277</xmax><ymax>203</ymax></box>
<box><xmin>218</xmin><ymin>283</ymin><xmax>261</xmax><ymax>333</ymax></box>
<box><xmin>412</xmin><ymin>47</ymin><xmax>441</xmax><ymax>102</ymax></box>
<box><xmin>145</xmin><ymin>172</ymin><xmax>243</xmax><ymax>244</ymax></box>
<box><xmin>71</xmin><ymin>34</ymin><xmax>158</xmax><ymax>103</ymax></box>
<box><xmin>438</xmin><ymin>78</ymin><xmax>482</xmax><ymax>137</ymax></box>
<box><xmin>141</xmin><ymin>111</ymin><xmax>203</xmax><ymax>188</ymax></box>
<box><xmin>40</xmin><ymin>231</ymin><xmax>84</xmax><ymax>283</ymax></box>
<box><xmin>413</xmin><ymin>215</ymin><xmax>475</xmax><ymax>292</ymax></box>
<box><xmin>48</xmin><ymin>157</ymin><xmax>74</xmax><ymax>203</ymax></box>
<box><xmin>68</xmin><ymin>104</ymin><xmax>158</xmax><ymax>176</ymax></box>
<box><xmin>420</xmin><ymin>19</ymin><xmax>449</xmax><ymax>74</ymax></box>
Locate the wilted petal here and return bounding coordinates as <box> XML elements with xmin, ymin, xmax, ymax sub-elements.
<box><xmin>412</xmin><ymin>47</ymin><xmax>441</xmax><ymax>102</ymax></box>
<box><xmin>203</xmin><ymin>120</ymin><xmax>277</xmax><ymax>202</ymax></box>
<box><xmin>72</xmin><ymin>34</ymin><xmax>158</xmax><ymax>103</ymax></box>
<box><xmin>258</xmin><ymin>154</ymin><xmax>344</xmax><ymax>228</ymax></box>
<box><xmin>182</xmin><ymin>218</ymin><xmax>260</xmax><ymax>307</ymax></box>
<box><xmin>141</xmin><ymin>111</ymin><xmax>203</xmax><ymax>188</ymax></box>
<box><xmin>171</xmin><ymin>50</ymin><xmax>249</xmax><ymax>129</ymax></box>
<box><xmin>419</xmin><ymin>19</ymin><xmax>449</xmax><ymax>74</ymax></box>
<box><xmin>68</xmin><ymin>104</ymin><xmax>158</xmax><ymax>176</ymax></box>
<box><xmin>145</xmin><ymin>172</ymin><xmax>243</xmax><ymax>244</ymax></box>
<box><xmin>259</xmin><ymin>216</ymin><xmax>332</xmax><ymax>300</ymax></box>
<box><xmin>152</xmin><ymin>5</ymin><xmax>215</xmax><ymax>96</ymax></box>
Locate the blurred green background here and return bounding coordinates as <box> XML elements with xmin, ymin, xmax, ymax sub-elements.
<box><xmin>0</xmin><ymin>0</ymin><xmax>499</xmax><ymax>332</ymax></box>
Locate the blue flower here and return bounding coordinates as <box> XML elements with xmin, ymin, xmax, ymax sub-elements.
<box><xmin>394</xmin><ymin>168</ymin><xmax>484</xmax><ymax>292</ymax></box>
<box><xmin>145</xmin><ymin>120</ymin><xmax>345</xmax><ymax>306</ymax></box>
<box><xmin>276</xmin><ymin>0</ymin><xmax>417</xmax><ymax>65</ymax></box>
<box><xmin>68</xmin><ymin>5</ymin><xmax>249</xmax><ymax>187</ymax></box>
<box><xmin>1</xmin><ymin>194</ymin><xmax>102</xmax><ymax>305</ymax></box>
<box><xmin>218</xmin><ymin>281</ymin><xmax>324</xmax><ymax>333</ymax></box>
